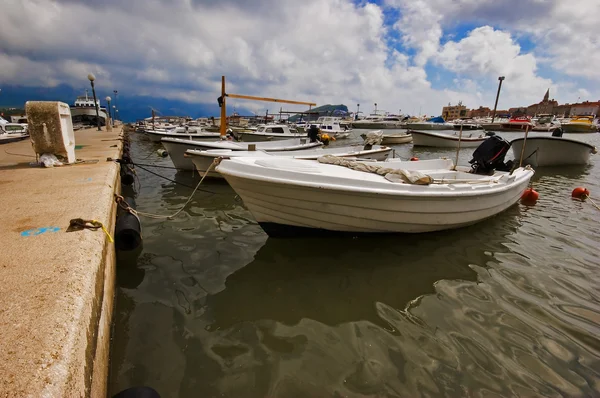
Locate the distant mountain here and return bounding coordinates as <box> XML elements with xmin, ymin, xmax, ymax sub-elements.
<box><xmin>288</xmin><ymin>104</ymin><xmax>349</xmax><ymax>122</ymax></box>
<box><xmin>0</xmin><ymin>84</ymin><xmax>251</xmax><ymax>122</ymax></box>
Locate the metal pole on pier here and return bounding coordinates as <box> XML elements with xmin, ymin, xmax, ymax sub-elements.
<box><xmin>219</xmin><ymin>76</ymin><xmax>227</xmax><ymax>137</ymax></box>
<box><xmin>491</xmin><ymin>76</ymin><xmax>505</xmax><ymax>123</ymax></box>
<box><xmin>87</xmin><ymin>73</ymin><xmax>102</xmax><ymax>131</ymax></box>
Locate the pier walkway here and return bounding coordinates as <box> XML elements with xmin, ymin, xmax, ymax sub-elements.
<box><xmin>0</xmin><ymin>126</ymin><xmax>123</xmax><ymax>397</ymax></box>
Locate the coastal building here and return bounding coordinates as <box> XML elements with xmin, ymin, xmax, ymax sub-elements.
<box><xmin>552</xmin><ymin>104</ymin><xmax>572</xmax><ymax>117</ymax></box>
<box><xmin>468</xmin><ymin>106</ymin><xmax>491</xmax><ymax>118</ymax></box>
<box><xmin>508</xmin><ymin>107</ymin><xmax>527</xmax><ymax>117</ymax></box>
<box><xmin>569</xmin><ymin>101</ymin><xmax>599</xmax><ymax>116</ymax></box>
<box><xmin>442</xmin><ymin>102</ymin><xmax>467</xmax><ymax>120</ymax></box>
<box><xmin>526</xmin><ymin>89</ymin><xmax>558</xmax><ymax>116</ymax></box>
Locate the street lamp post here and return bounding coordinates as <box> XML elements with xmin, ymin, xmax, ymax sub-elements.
<box><xmin>491</xmin><ymin>76</ymin><xmax>505</xmax><ymax>123</ymax></box>
<box><xmin>87</xmin><ymin>73</ymin><xmax>101</xmax><ymax>131</ymax></box>
<box><xmin>356</xmin><ymin>104</ymin><xmax>360</xmax><ymax>120</ymax></box>
<box><xmin>113</xmin><ymin>90</ymin><xmax>118</xmax><ymax>121</ymax></box>
<box><xmin>105</xmin><ymin>96</ymin><xmax>112</xmax><ymax>125</ymax></box>
<box><xmin>113</xmin><ymin>106</ymin><xmax>116</xmax><ymax>126</ymax></box>
<box><xmin>374</xmin><ymin>103</ymin><xmax>377</xmax><ymax>114</ymax></box>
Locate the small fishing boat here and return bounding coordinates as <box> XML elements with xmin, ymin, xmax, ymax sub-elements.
<box><xmin>232</xmin><ymin>124</ymin><xmax>305</xmax><ymax>142</ymax></box>
<box><xmin>216</xmin><ymin>155</ymin><xmax>534</xmax><ymax>235</ymax></box>
<box><xmin>561</xmin><ymin>115</ymin><xmax>598</xmax><ymax>133</ymax></box>
<box><xmin>186</xmin><ymin>145</ymin><xmax>392</xmax><ymax>178</ymax></box>
<box><xmin>510</xmin><ymin>136</ymin><xmax>597</xmax><ymax>167</ymax></box>
<box><xmin>405</xmin><ymin>116</ymin><xmax>453</xmax><ymax>130</ymax></box>
<box><xmin>145</xmin><ymin>129</ymin><xmax>222</xmax><ymax>142</ymax></box>
<box><xmin>360</xmin><ymin>132</ymin><xmax>412</xmax><ymax>145</ymax></box>
<box><xmin>411</xmin><ymin>130</ymin><xmax>488</xmax><ymax>148</ymax></box>
<box><xmin>161</xmin><ymin>137</ymin><xmax>322</xmax><ymax>170</ymax></box>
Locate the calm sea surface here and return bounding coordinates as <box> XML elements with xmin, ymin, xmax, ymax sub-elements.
<box><xmin>109</xmin><ymin>129</ymin><xmax>600</xmax><ymax>397</ymax></box>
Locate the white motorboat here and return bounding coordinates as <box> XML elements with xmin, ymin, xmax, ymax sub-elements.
<box><xmin>411</xmin><ymin>130</ymin><xmax>488</xmax><ymax>148</ymax></box>
<box><xmin>186</xmin><ymin>145</ymin><xmax>392</xmax><ymax>178</ymax></box>
<box><xmin>510</xmin><ymin>136</ymin><xmax>597</xmax><ymax>167</ymax></box>
<box><xmin>561</xmin><ymin>115</ymin><xmax>598</xmax><ymax>133</ymax></box>
<box><xmin>0</xmin><ymin>118</ymin><xmax>29</xmax><ymax>144</ymax></box>
<box><xmin>531</xmin><ymin>114</ymin><xmax>561</xmax><ymax>132</ymax></box>
<box><xmin>161</xmin><ymin>137</ymin><xmax>322</xmax><ymax>170</ymax></box>
<box><xmin>145</xmin><ymin>129</ymin><xmax>222</xmax><ymax>142</ymax></box>
<box><xmin>0</xmin><ymin>131</ymin><xmax>29</xmax><ymax>144</ymax></box>
<box><xmin>352</xmin><ymin>115</ymin><xmax>404</xmax><ymax>129</ymax></box>
<box><xmin>70</xmin><ymin>91</ymin><xmax>108</xmax><ymax>127</ymax></box>
<box><xmin>216</xmin><ymin>155</ymin><xmax>534</xmax><ymax>235</ymax></box>
<box><xmin>406</xmin><ymin>116</ymin><xmax>453</xmax><ymax>130</ymax></box>
<box><xmin>306</xmin><ymin>116</ymin><xmax>352</xmax><ymax>138</ymax></box>
<box><xmin>233</xmin><ymin>124</ymin><xmax>305</xmax><ymax>142</ymax></box>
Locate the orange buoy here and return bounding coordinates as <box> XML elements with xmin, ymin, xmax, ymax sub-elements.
<box><xmin>571</xmin><ymin>187</ymin><xmax>589</xmax><ymax>200</ymax></box>
<box><xmin>521</xmin><ymin>188</ymin><xmax>539</xmax><ymax>206</ymax></box>
<box><xmin>410</xmin><ymin>157</ymin><xmax>419</xmax><ymax>161</ymax></box>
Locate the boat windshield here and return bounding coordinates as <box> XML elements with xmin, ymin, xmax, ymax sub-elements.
<box><xmin>538</xmin><ymin>116</ymin><xmax>553</xmax><ymax>123</ymax></box>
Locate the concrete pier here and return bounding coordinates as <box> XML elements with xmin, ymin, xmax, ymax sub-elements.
<box><xmin>0</xmin><ymin>126</ymin><xmax>123</xmax><ymax>397</ymax></box>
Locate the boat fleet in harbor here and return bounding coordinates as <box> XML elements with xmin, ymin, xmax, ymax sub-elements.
<box><xmin>132</xmin><ymin>108</ymin><xmax>597</xmax><ymax>235</ymax></box>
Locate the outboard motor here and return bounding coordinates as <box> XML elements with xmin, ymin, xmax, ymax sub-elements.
<box><xmin>469</xmin><ymin>135</ymin><xmax>513</xmax><ymax>174</ymax></box>
<box><xmin>308</xmin><ymin>125</ymin><xmax>320</xmax><ymax>143</ymax></box>
<box><xmin>552</xmin><ymin>127</ymin><xmax>564</xmax><ymax>137</ymax></box>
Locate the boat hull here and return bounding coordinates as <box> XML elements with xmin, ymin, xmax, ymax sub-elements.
<box><xmin>510</xmin><ymin>137</ymin><xmax>596</xmax><ymax>167</ymax></box>
<box><xmin>351</xmin><ymin>122</ymin><xmax>402</xmax><ymax>129</ymax></box>
<box><xmin>561</xmin><ymin>123</ymin><xmax>597</xmax><ymax>133</ymax></box>
<box><xmin>146</xmin><ymin>130</ymin><xmax>222</xmax><ymax>142</ymax></box>
<box><xmin>405</xmin><ymin>123</ymin><xmax>452</xmax><ymax>130</ymax></box>
<box><xmin>219</xmin><ymin>168</ymin><xmax>532</xmax><ymax>234</ymax></box>
<box><xmin>190</xmin><ymin>146</ymin><xmax>392</xmax><ymax>178</ymax></box>
<box><xmin>381</xmin><ymin>134</ymin><xmax>412</xmax><ymax>145</ymax></box>
<box><xmin>411</xmin><ymin>130</ymin><xmax>487</xmax><ymax>148</ymax></box>
<box><xmin>235</xmin><ymin>132</ymin><xmax>306</xmax><ymax>142</ymax></box>
<box><xmin>162</xmin><ymin>138</ymin><xmax>322</xmax><ymax>170</ymax></box>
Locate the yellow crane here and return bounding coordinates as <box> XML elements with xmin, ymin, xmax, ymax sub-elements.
<box><xmin>218</xmin><ymin>76</ymin><xmax>316</xmax><ymax>136</ymax></box>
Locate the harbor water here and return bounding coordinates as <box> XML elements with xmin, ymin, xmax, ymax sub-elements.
<box><xmin>109</xmin><ymin>130</ymin><xmax>600</xmax><ymax>397</ymax></box>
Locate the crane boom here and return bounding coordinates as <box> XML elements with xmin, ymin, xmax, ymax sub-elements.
<box><xmin>219</xmin><ymin>76</ymin><xmax>316</xmax><ymax>136</ymax></box>
<box><xmin>227</xmin><ymin>93</ymin><xmax>316</xmax><ymax>107</ymax></box>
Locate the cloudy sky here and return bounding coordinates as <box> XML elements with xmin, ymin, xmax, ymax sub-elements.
<box><xmin>1</xmin><ymin>0</ymin><xmax>599</xmax><ymax>119</ymax></box>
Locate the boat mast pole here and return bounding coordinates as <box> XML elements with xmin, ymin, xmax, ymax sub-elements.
<box><xmin>454</xmin><ymin>122</ymin><xmax>463</xmax><ymax>170</ymax></box>
<box><xmin>518</xmin><ymin>124</ymin><xmax>530</xmax><ymax>168</ymax></box>
<box><xmin>220</xmin><ymin>76</ymin><xmax>227</xmax><ymax>137</ymax></box>
<box><xmin>491</xmin><ymin>76</ymin><xmax>505</xmax><ymax>123</ymax></box>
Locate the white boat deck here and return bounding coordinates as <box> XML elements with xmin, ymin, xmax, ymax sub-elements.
<box><xmin>217</xmin><ymin>157</ymin><xmax>528</xmax><ymax>196</ymax></box>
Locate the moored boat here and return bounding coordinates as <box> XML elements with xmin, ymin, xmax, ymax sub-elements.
<box><xmin>216</xmin><ymin>155</ymin><xmax>534</xmax><ymax>235</ymax></box>
<box><xmin>360</xmin><ymin>132</ymin><xmax>412</xmax><ymax>145</ymax></box>
<box><xmin>405</xmin><ymin>116</ymin><xmax>453</xmax><ymax>130</ymax></box>
<box><xmin>233</xmin><ymin>124</ymin><xmax>305</xmax><ymax>141</ymax></box>
<box><xmin>161</xmin><ymin>137</ymin><xmax>322</xmax><ymax>170</ymax></box>
<box><xmin>510</xmin><ymin>136</ymin><xmax>597</xmax><ymax>167</ymax></box>
<box><xmin>411</xmin><ymin>130</ymin><xmax>488</xmax><ymax>148</ymax></box>
<box><xmin>187</xmin><ymin>144</ymin><xmax>392</xmax><ymax>178</ymax></box>
<box><xmin>145</xmin><ymin>129</ymin><xmax>222</xmax><ymax>142</ymax></box>
<box><xmin>561</xmin><ymin>115</ymin><xmax>598</xmax><ymax>133</ymax></box>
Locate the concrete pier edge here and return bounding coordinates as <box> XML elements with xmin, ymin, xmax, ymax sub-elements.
<box><xmin>0</xmin><ymin>126</ymin><xmax>124</xmax><ymax>397</ymax></box>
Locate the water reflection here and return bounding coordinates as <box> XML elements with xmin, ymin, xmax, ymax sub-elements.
<box><xmin>109</xmin><ymin>131</ymin><xmax>600</xmax><ymax>398</ymax></box>
<box><xmin>206</xmin><ymin>209</ymin><xmax>522</xmax><ymax>330</ymax></box>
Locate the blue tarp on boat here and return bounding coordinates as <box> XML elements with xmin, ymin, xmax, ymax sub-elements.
<box><xmin>427</xmin><ymin>116</ymin><xmax>446</xmax><ymax>123</ymax></box>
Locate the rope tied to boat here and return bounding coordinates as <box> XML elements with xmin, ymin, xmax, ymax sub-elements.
<box><xmin>67</xmin><ymin>218</ymin><xmax>114</xmax><ymax>243</ymax></box>
<box><xmin>113</xmin><ymin>158</ymin><xmax>220</xmax><ymax>220</ymax></box>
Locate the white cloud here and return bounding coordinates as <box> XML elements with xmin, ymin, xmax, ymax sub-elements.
<box><xmin>436</xmin><ymin>26</ymin><xmax>553</xmax><ymax>108</ymax></box>
<box><xmin>0</xmin><ymin>0</ymin><xmax>598</xmax><ymax>116</ymax></box>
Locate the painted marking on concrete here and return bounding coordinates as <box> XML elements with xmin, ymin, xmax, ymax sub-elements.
<box><xmin>78</xmin><ymin>178</ymin><xmax>93</xmax><ymax>182</ymax></box>
<box><xmin>75</xmin><ymin>145</ymin><xmax>89</xmax><ymax>150</ymax></box>
<box><xmin>20</xmin><ymin>227</ymin><xmax>60</xmax><ymax>237</ymax></box>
